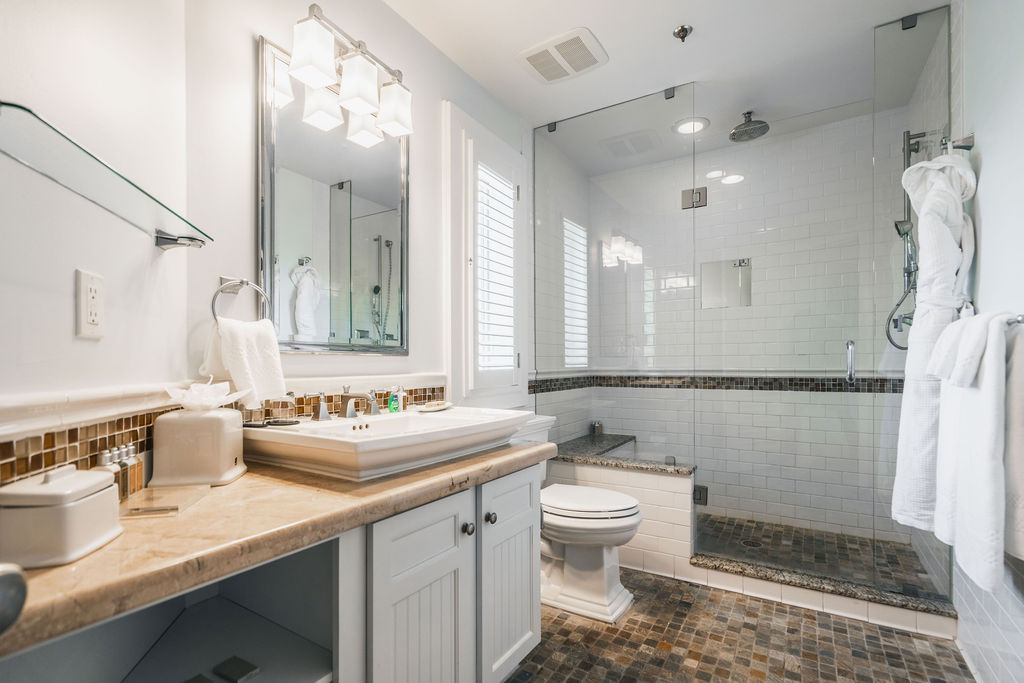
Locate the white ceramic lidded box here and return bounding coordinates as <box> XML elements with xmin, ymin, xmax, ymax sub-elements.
<box><xmin>150</xmin><ymin>408</ymin><xmax>246</xmax><ymax>487</ymax></box>
<box><xmin>0</xmin><ymin>465</ymin><xmax>123</xmax><ymax>568</ymax></box>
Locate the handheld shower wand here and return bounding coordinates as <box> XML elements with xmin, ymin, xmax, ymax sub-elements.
<box><xmin>886</xmin><ymin>220</ymin><xmax>919</xmax><ymax>350</ymax></box>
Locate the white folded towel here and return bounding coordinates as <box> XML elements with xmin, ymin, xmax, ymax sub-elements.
<box><xmin>198</xmin><ymin>318</ymin><xmax>286</xmax><ymax>410</ymax></box>
<box><xmin>1004</xmin><ymin>326</ymin><xmax>1024</xmax><ymax>560</ymax></box>
<box><xmin>930</xmin><ymin>312</ymin><xmax>1015</xmax><ymax>591</ymax></box>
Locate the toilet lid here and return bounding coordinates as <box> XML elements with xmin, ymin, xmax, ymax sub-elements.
<box><xmin>541</xmin><ymin>484</ymin><xmax>639</xmax><ymax>519</ymax></box>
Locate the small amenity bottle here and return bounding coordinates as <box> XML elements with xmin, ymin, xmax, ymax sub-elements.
<box><xmin>91</xmin><ymin>449</ymin><xmax>123</xmax><ymax>497</ymax></box>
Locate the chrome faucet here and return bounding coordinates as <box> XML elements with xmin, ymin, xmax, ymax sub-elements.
<box><xmin>304</xmin><ymin>392</ymin><xmax>332</xmax><ymax>421</ymax></box>
<box><xmin>339</xmin><ymin>385</ymin><xmax>381</xmax><ymax>418</ymax></box>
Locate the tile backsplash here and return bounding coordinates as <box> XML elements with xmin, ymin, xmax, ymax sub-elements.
<box><xmin>0</xmin><ymin>385</ymin><xmax>446</xmax><ymax>486</ymax></box>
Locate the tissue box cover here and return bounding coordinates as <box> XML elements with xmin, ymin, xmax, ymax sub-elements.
<box><xmin>151</xmin><ymin>408</ymin><xmax>246</xmax><ymax>487</ymax></box>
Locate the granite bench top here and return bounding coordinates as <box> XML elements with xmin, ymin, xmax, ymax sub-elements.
<box><xmin>555</xmin><ymin>433</ymin><xmax>696</xmax><ymax>476</ymax></box>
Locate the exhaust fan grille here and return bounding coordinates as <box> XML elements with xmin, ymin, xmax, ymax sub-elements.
<box><xmin>519</xmin><ymin>28</ymin><xmax>608</xmax><ymax>83</ymax></box>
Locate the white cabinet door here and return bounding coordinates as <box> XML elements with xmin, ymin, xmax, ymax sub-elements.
<box><xmin>368</xmin><ymin>489</ymin><xmax>476</xmax><ymax>683</ymax></box>
<box><xmin>477</xmin><ymin>464</ymin><xmax>542</xmax><ymax>682</ymax></box>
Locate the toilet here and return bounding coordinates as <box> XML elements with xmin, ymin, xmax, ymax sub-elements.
<box><xmin>539</xmin><ymin>484</ymin><xmax>642</xmax><ymax>623</ymax></box>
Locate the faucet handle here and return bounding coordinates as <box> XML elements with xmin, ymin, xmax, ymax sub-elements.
<box><xmin>342</xmin><ymin>384</ymin><xmax>351</xmax><ymax>394</ymax></box>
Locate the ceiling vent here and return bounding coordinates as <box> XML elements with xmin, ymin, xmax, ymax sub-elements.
<box><xmin>518</xmin><ymin>28</ymin><xmax>608</xmax><ymax>83</ymax></box>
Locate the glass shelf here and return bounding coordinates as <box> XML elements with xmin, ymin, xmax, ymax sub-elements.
<box><xmin>0</xmin><ymin>102</ymin><xmax>212</xmax><ymax>247</ymax></box>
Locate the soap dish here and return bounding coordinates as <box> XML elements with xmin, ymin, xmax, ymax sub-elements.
<box><xmin>120</xmin><ymin>485</ymin><xmax>209</xmax><ymax>518</ymax></box>
<box><xmin>417</xmin><ymin>401</ymin><xmax>453</xmax><ymax>413</ymax></box>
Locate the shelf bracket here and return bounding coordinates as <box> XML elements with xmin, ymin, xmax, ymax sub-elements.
<box><xmin>155</xmin><ymin>232</ymin><xmax>206</xmax><ymax>250</ymax></box>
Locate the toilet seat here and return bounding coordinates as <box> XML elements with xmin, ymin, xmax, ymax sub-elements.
<box><xmin>541</xmin><ymin>484</ymin><xmax>639</xmax><ymax>519</ymax></box>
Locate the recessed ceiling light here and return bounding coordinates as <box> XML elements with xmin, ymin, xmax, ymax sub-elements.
<box><xmin>673</xmin><ymin>117</ymin><xmax>709</xmax><ymax>135</ymax></box>
<box><xmin>721</xmin><ymin>174</ymin><xmax>744</xmax><ymax>184</ymax></box>
<box><xmin>705</xmin><ymin>170</ymin><xmax>725</xmax><ymax>179</ymax></box>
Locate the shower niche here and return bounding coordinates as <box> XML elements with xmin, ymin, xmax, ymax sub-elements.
<box><xmin>257</xmin><ymin>38</ymin><xmax>408</xmax><ymax>354</ymax></box>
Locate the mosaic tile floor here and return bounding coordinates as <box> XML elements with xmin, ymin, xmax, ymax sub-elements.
<box><xmin>696</xmin><ymin>514</ymin><xmax>949</xmax><ymax>603</ymax></box>
<box><xmin>512</xmin><ymin>569</ymin><xmax>973</xmax><ymax>682</ymax></box>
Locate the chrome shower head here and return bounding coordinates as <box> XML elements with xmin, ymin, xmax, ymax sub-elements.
<box><xmin>894</xmin><ymin>220</ymin><xmax>913</xmax><ymax>237</ymax></box>
<box><xmin>729</xmin><ymin>111</ymin><xmax>769</xmax><ymax>142</ymax></box>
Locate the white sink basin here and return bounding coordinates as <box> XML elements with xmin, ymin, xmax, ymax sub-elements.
<box><xmin>243</xmin><ymin>406</ymin><xmax>533</xmax><ymax>481</ymax></box>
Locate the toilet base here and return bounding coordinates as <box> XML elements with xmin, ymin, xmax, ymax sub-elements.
<box><xmin>540</xmin><ymin>542</ymin><xmax>633</xmax><ymax>623</ymax></box>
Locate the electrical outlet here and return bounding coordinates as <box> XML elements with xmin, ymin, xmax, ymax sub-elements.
<box><xmin>75</xmin><ymin>269</ymin><xmax>104</xmax><ymax>339</ymax></box>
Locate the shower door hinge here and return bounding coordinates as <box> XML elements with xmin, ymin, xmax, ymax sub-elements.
<box><xmin>516</xmin><ymin>184</ymin><xmax>520</xmax><ymax>201</ymax></box>
<box><xmin>682</xmin><ymin>186</ymin><xmax>708</xmax><ymax>210</ymax></box>
<box><xmin>516</xmin><ymin>352</ymin><xmax>520</xmax><ymax>368</ymax></box>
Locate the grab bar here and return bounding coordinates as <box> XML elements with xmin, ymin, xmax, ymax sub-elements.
<box><xmin>846</xmin><ymin>340</ymin><xmax>856</xmax><ymax>385</ymax></box>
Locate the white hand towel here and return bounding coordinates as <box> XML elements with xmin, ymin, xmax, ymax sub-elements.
<box><xmin>934</xmin><ymin>313</ymin><xmax>1014</xmax><ymax>591</ymax></box>
<box><xmin>926</xmin><ymin>316</ymin><xmax>970</xmax><ymax>380</ymax></box>
<box><xmin>290</xmin><ymin>265</ymin><xmax>321</xmax><ymax>342</ymax></box>
<box><xmin>932</xmin><ymin>312</ymin><xmax>1000</xmax><ymax>546</ymax></box>
<box><xmin>211</xmin><ymin>318</ymin><xmax>286</xmax><ymax>410</ymax></box>
<box><xmin>1004</xmin><ymin>326</ymin><xmax>1024</xmax><ymax>560</ymax></box>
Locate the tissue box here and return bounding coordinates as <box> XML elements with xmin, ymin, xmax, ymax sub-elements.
<box><xmin>150</xmin><ymin>408</ymin><xmax>246</xmax><ymax>487</ymax></box>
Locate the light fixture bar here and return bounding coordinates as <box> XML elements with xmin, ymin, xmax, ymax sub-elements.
<box><xmin>305</xmin><ymin>3</ymin><xmax>403</xmax><ymax>83</ymax></box>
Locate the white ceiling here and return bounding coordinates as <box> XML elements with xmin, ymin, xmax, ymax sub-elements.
<box><xmin>381</xmin><ymin>0</ymin><xmax>941</xmax><ymax>128</ymax></box>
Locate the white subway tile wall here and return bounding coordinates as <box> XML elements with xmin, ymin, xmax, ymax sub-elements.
<box><xmin>540</xmin><ymin>385</ymin><xmax>911</xmax><ymax>543</ymax></box>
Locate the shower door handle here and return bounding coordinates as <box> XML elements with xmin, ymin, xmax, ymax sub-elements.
<box><xmin>846</xmin><ymin>340</ymin><xmax>856</xmax><ymax>385</ymax></box>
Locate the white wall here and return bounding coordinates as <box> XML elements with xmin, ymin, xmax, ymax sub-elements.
<box><xmin>183</xmin><ymin>0</ymin><xmax>524</xmax><ymax>381</ymax></box>
<box><xmin>0</xmin><ymin>0</ymin><xmax>189</xmax><ymax>394</ymax></box>
<box><xmin>950</xmin><ymin>0</ymin><xmax>1024</xmax><ymax>680</ymax></box>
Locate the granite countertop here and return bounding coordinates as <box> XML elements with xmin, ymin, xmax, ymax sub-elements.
<box><xmin>555</xmin><ymin>433</ymin><xmax>696</xmax><ymax>476</ymax></box>
<box><xmin>0</xmin><ymin>441</ymin><xmax>556</xmax><ymax>657</ymax></box>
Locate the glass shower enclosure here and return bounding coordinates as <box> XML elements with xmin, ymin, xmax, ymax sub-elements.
<box><xmin>532</xmin><ymin>6</ymin><xmax>952</xmax><ymax>610</ymax></box>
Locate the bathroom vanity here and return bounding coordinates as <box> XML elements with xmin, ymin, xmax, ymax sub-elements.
<box><xmin>0</xmin><ymin>441</ymin><xmax>553</xmax><ymax>682</ymax></box>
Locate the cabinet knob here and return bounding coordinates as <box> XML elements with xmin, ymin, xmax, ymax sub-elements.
<box><xmin>484</xmin><ymin>512</ymin><xmax>498</xmax><ymax>524</ymax></box>
<box><xmin>461</xmin><ymin>522</ymin><xmax>475</xmax><ymax>536</ymax></box>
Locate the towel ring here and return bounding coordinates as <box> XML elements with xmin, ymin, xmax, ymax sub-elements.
<box><xmin>211</xmin><ymin>279</ymin><xmax>271</xmax><ymax>322</ymax></box>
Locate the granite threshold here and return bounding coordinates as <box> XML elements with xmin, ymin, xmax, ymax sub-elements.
<box><xmin>690</xmin><ymin>552</ymin><xmax>957</xmax><ymax>618</ymax></box>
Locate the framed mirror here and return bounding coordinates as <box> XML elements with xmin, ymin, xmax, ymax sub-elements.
<box><xmin>258</xmin><ymin>37</ymin><xmax>408</xmax><ymax>354</ymax></box>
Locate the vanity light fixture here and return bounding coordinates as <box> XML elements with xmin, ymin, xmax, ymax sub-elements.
<box><xmin>602</xmin><ymin>235</ymin><xmax>643</xmax><ymax>266</ymax></box>
<box><xmin>289</xmin><ymin>18</ymin><xmax>336</xmax><ymax>88</ymax></box>
<box><xmin>288</xmin><ymin>4</ymin><xmax>413</xmax><ymax>138</ymax></box>
<box><xmin>625</xmin><ymin>242</ymin><xmax>643</xmax><ymax>265</ymax></box>
<box><xmin>273</xmin><ymin>59</ymin><xmax>295</xmax><ymax>108</ymax></box>
<box><xmin>337</xmin><ymin>53</ymin><xmax>380</xmax><ymax>115</ymax></box>
<box><xmin>377</xmin><ymin>81</ymin><xmax>414</xmax><ymax>136</ymax></box>
<box><xmin>302</xmin><ymin>85</ymin><xmax>345</xmax><ymax>131</ymax></box>
<box><xmin>721</xmin><ymin>174</ymin><xmax>744</xmax><ymax>184</ymax></box>
<box><xmin>674</xmin><ymin>117</ymin><xmax>709</xmax><ymax>135</ymax></box>
<box><xmin>347</xmin><ymin>112</ymin><xmax>384</xmax><ymax>147</ymax></box>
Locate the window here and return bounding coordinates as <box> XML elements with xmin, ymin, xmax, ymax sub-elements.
<box><xmin>563</xmin><ymin>219</ymin><xmax>588</xmax><ymax>367</ymax></box>
<box><xmin>476</xmin><ymin>163</ymin><xmax>516</xmax><ymax>372</ymax></box>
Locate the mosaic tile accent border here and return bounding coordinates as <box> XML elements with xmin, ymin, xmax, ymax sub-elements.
<box><xmin>0</xmin><ymin>409</ymin><xmax>173</xmax><ymax>485</ymax></box>
<box><xmin>529</xmin><ymin>374</ymin><xmax>903</xmax><ymax>395</ymax></box>
<box><xmin>238</xmin><ymin>386</ymin><xmax>446</xmax><ymax>423</ymax></box>
<box><xmin>0</xmin><ymin>386</ymin><xmax>446</xmax><ymax>485</ymax></box>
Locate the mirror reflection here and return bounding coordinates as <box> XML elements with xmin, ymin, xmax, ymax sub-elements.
<box><xmin>261</xmin><ymin>41</ymin><xmax>407</xmax><ymax>352</ymax></box>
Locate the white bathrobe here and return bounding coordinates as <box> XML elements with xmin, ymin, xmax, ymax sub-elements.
<box><xmin>290</xmin><ymin>265</ymin><xmax>321</xmax><ymax>342</ymax></box>
<box><xmin>892</xmin><ymin>155</ymin><xmax>976</xmax><ymax>531</ymax></box>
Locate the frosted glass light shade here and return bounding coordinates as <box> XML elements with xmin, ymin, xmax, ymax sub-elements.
<box><xmin>347</xmin><ymin>113</ymin><xmax>384</xmax><ymax>148</ymax></box>
<box><xmin>289</xmin><ymin>19</ymin><xmax>337</xmax><ymax>88</ymax></box>
<box><xmin>377</xmin><ymin>81</ymin><xmax>413</xmax><ymax>136</ymax></box>
<box><xmin>273</xmin><ymin>59</ymin><xmax>294</xmax><ymax>108</ymax></box>
<box><xmin>302</xmin><ymin>86</ymin><xmax>344</xmax><ymax>131</ymax></box>
<box><xmin>338</xmin><ymin>54</ymin><xmax>379</xmax><ymax>115</ymax></box>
